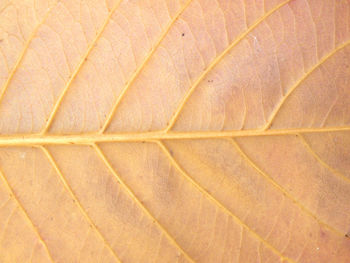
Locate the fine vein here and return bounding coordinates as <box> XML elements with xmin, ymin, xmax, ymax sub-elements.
<box><xmin>41</xmin><ymin>146</ymin><xmax>122</xmax><ymax>263</ymax></box>
<box><xmin>41</xmin><ymin>0</ymin><xmax>123</xmax><ymax>133</ymax></box>
<box><xmin>99</xmin><ymin>0</ymin><xmax>193</xmax><ymax>133</ymax></box>
<box><xmin>229</xmin><ymin>138</ymin><xmax>344</xmax><ymax>237</ymax></box>
<box><xmin>0</xmin><ymin>169</ymin><xmax>55</xmax><ymax>262</ymax></box>
<box><xmin>92</xmin><ymin>143</ymin><xmax>196</xmax><ymax>263</ymax></box>
<box><xmin>0</xmin><ymin>1</ymin><xmax>59</xmax><ymax>106</ymax></box>
<box><xmin>155</xmin><ymin>140</ymin><xmax>294</xmax><ymax>263</ymax></box>
<box><xmin>164</xmin><ymin>0</ymin><xmax>292</xmax><ymax>131</ymax></box>
<box><xmin>297</xmin><ymin>134</ymin><xmax>350</xmax><ymax>184</ymax></box>
<box><xmin>263</xmin><ymin>39</ymin><xmax>350</xmax><ymax>130</ymax></box>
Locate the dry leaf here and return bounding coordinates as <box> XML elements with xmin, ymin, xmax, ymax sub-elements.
<box><xmin>0</xmin><ymin>0</ymin><xmax>350</xmax><ymax>262</ymax></box>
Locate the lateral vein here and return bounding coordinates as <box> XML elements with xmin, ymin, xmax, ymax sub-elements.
<box><xmin>298</xmin><ymin>134</ymin><xmax>350</xmax><ymax>184</ymax></box>
<box><xmin>0</xmin><ymin>1</ymin><xmax>59</xmax><ymax>106</ymax></box>
<box><xmin>165</xmin><ymin>0</ymin><xmax>292</xmax><ymax>131</ymax></box>
<box><xmin>41</xmin><ymin>146</ymin><xmax>122</xmax><ymax>263</ymax></box>
<box><xmin>263</xmin><ymin>40</ymin><xmax>350</xmax><ymax>130</ymax></box>
<box><xmin>155</xmin><ymin>140</ymin><xmax>294</xmax><ymax>263</ymax></box>
<box><xmin>41</xmin><ymin>0</ymin><xmax>124</xmax><ymax>133</ymax></box>
<box><xmin>99</xmin><ymin>0</ymin><xmax>193</xmax><ymax>133</ymax></box>
<box><xmin>229</xmin><ymin>138</ymin><xmax>344</xmax><ymax>237</ymax></box>
<box><xmin>0</xmin><ymin>169</ymin><xmax>55</xmax><ymax>262</ymax></box>
<box><xmin>93</xmin><ymin>143</ymin><xmax>196</xmax><ymax>263</ymax></box>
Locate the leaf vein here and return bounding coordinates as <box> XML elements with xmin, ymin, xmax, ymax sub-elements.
<box><xmin>0</xmin><ymin>126</ymin><xmax>348</xmax><ymax>146</ymax></box>
<box><xmin>41</xmin><ymin>146</ymin><xmax>122</xmax><ymax>263</ymax></box>
<box><xmin>164</xmin><ymin>0</ymin><xmax>292</xmax><ymax>132</ymax></box>
<box><xmin>99</xmin><ymin>0</ymin><xmax>193</xmax><ymax>133</ymax></box>
<box><xmin>41</xmin><ymin>0</ymin><xmax>124</xmax><ymax>133</ymax></box>
<box><xmin>0</xmin><ymin>1</ymin><xmax>59</xmax><ymax>110</ymax></box>
<box><xmin>297</xmin><ymin>134</ymin><xmax>350</xmax><ymax>184</ymax></box>
<box><xmin>0</xmin><ymin>169</ymin><xmax>55</xmax><ymax>262</ymax></box>
<box><xmin>155</xmin><ymin>140</ymin><xmax>294</xmax><ymax>263</ymax></box>
<box><xmin>263</xmin><ymin>39</ymin><xmax>350</xmax><ymax>130</ymax></box>
<box><xmin>92</xmin><ymin>143</ymin><xmax>195</xmax><ymax>263</ymax></box>
<box><xmin>229</xmin><ymin>137</ymin><xmax>344</xmax><ymax>237</ymax></box>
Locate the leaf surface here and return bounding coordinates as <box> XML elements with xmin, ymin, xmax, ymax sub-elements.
<box><xmin>0</xmin><ymin>0</ymin><xmax>350</xmax><ymax>262</ymax></box>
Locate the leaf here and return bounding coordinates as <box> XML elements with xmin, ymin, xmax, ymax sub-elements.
<box><xmin>0</xmin><ymin>0</ymin><xmax>349</xmax><ymax>262</ymax></box>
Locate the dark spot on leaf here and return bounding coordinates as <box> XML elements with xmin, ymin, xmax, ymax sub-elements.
<box><xmin>345</xmin><ymin>231</ymin><xmax>350</xmax><ymax>238</ymax></box>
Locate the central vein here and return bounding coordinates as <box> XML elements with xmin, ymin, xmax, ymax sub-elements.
<box><xmin>0</xmin><ymin>126</ymin><xmax>347</xmax><ymax>146</ymax></box>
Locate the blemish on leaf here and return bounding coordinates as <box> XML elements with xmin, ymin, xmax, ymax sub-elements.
<box><xmin>20</xmin><ymin>152</ymin><xmax>26</xmax><ymax>159</ymax></box>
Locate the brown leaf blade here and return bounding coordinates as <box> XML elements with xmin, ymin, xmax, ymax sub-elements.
<box><xmin>0</xmin><ymin>0</ymin><xmax>349</xmax><ymax>262</ymax></box>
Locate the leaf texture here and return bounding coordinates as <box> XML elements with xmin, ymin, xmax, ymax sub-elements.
<box><xmin>0</xmin><ymin>0</ymin><xmax>350</xmax><ymax>262</ymax></box>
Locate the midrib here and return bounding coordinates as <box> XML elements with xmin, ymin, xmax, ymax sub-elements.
<box><xmin>0</xmin><ymin>126</ymin><xmax>348</xmax><ymax>146</ymax></box>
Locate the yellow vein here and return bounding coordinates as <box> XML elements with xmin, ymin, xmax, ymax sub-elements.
<box><xmin>229</xmin><ymin>138</ymin><xmax>344</xmax><ymax>237</ymax></box>
<box><xmin>92</xmin><ymin>143</ymin><xmax>196</xmax><ymax>263</ymax></box>
<box><xmin>0</xmin><ymin>1</ymin><xmax>58</xmax><ymax>105</ymax></box>
<box><xmin>0</xmin><ymin>126</ymin><xmax>348</xmax><ymax>146</ymax></box>
<box><xmin>236</xmin><ymin>226</ymin><xmax>243</xmax><ymax>263</ymax></box>
<box><xmin>99</xmin><ymin>0</ymin><xmax>193</xmax><ymax>133</ymax></box>
<box><xmin>40</xmin><ymin>146</ymin><xmax>122</xmax><ymax>263</ymax></box>
<box><xmin>0</xmin><ymin>2</ymin><xmax>11</xmax><ymax>14</ymax></box>
<box><xmin>0</xmin><ymin>169</ymin><xmax>55</xmax><ymax>262</ymax></box>
<box><xmin>0</xmin><ymin>208</ymin><xmax>16</xmax><ymax>249</ymax></box>
<box><xmin>41</xmin><ymin>0</ymin><xmax>123</xmax><ymax>133</ymax></box>
<box><xmin>263</xmin><ymin>39</ymin><xmax>350</xmax><ymax>130</ymax></box>
<box><xmin>155</xmin><ymin>140</ymin><xmax>294</xmax><ymax>263</ymax></box>
<box><xmin>297</xmin><ymin>134</ymin><xmax>350</xmax><ymax>184</ymax></box>
<box><xmin>164</xmin><ymin>0</ymin><xmax>291</xmax><ymax>132</ymax></box>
